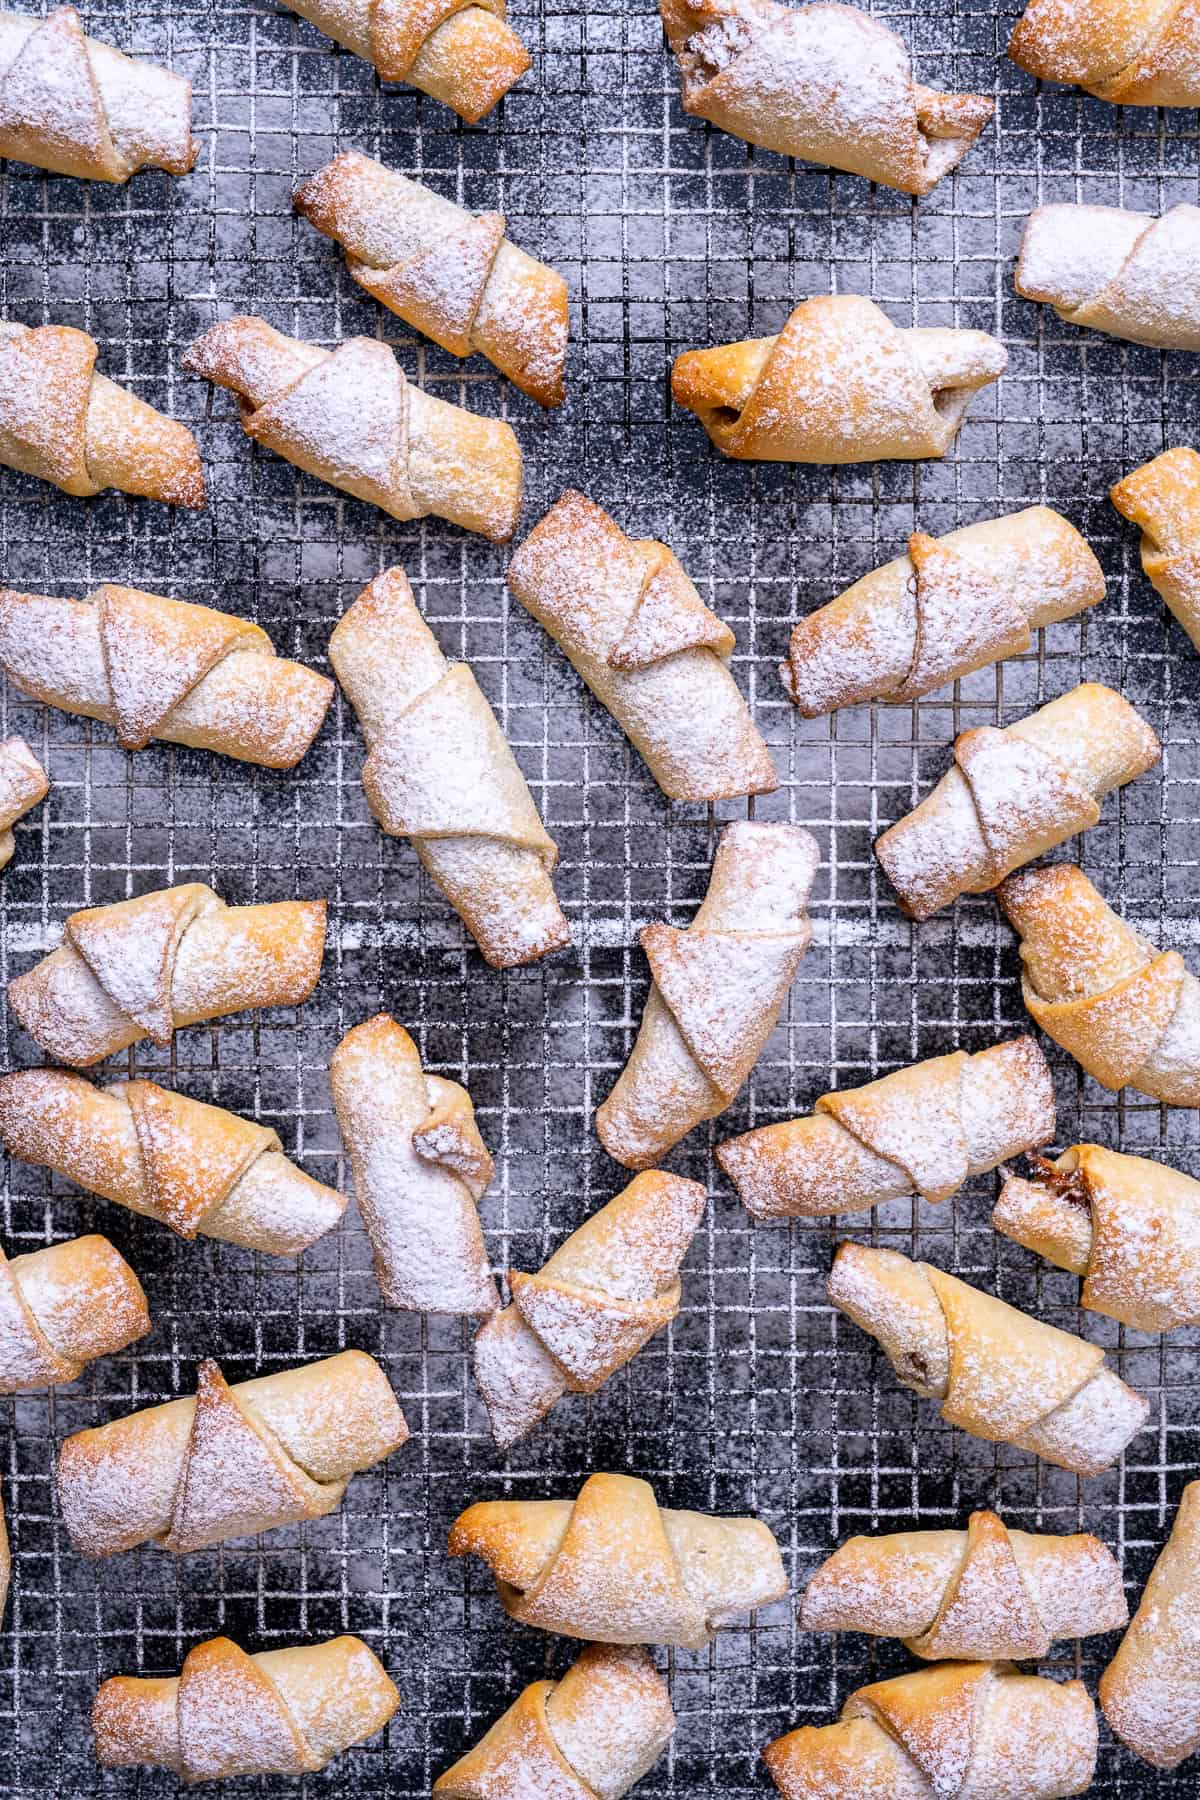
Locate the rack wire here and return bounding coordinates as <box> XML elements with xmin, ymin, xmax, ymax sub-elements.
<box><xmin>0</xmin><ymin>0</ymin><xmax>1197</xmax><ymax>1791</ymax></box>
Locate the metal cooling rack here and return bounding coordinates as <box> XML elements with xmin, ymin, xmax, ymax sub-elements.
<box><xmin>0</xmin><ymin>0</ymin><xmax>1197</xmax><ymax>1791</ymax></box>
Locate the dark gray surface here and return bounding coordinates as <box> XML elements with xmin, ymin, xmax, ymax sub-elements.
<box><xmin>0</xmin><ymin>0</ymin><xmax>1197</xmax><ymax>1791</ymax></box>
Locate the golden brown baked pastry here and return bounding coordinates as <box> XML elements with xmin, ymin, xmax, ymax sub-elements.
<box><xmin>282</xmin><ymin>0</ymin><xmax>530</xmax><ymax>123</ymax></box>
<box><xmin>875</xmin><ymin>683</ymin><xmax>1160</xmax><ymax>920</ymax></box>
<box><xmin>1101</xmin><ymin>1480</ymin><xmax>1200</xmax><ymax>1768</ymax></box>
<box><xmin>507</xmin><ymin>491</ymin><xmax>777</xmax><ymax>801</ymax></box>
<box><xmin>295</xmin><ymin>152</ymin><xmax>568</xmax><ymax>407</ymax></box>
<box><xmin>801</xmin><ymin>1507</ymin><xmax>1127</xmax><ymax>1659</ymax></box>
<box><xmin>331</xmin><ymin>1013</ymin><xmax>497</xmax><ymax>1315</ymax></box>
<box><xmin>596</xmin><ymin>821</ymin><xmax>818</xmax><ymax>1168</ymax></box>
<box><xmin>781</xmin><ymin>510</ymin><xmax>1105</xmax><ymax>715</ymax></box>
<box><xmin>9</xmin><ymin>884</ymin><xmax>326</xmax><ymax>1068</ymax></box>
<box><xmin>718</xmin><ymin>1038</ymin><xmax>1055</xmax><ymax>1218</ymax></box>
<box><xmin>671</xmin><ymin>295</ymin><xmax>1006</xmax><ymax>463</ymax></box>
<box><xmin>0</xmin><ymin>735</ymin><xmax>47</xmax><ymax>869</ymax></box>
<box><xmin>449</xmin><ymin>1471</ymin><xmax>787</xmax><ymax>1648</ymax></box>
<box><xmin>182</xmin><ymin>316</ymin><xmax>521</xmax><ymax>542</ymax></box>
<box><xmin>94</xmin><ymin>1634</ymin><xmax>399</xmax><ymax>1780</ymax></box>
<box><xmin>1111</xmin><ymin>446</ymin><xmax>1200</xmax><ymax>650</ymax></box>
<box><xmin>329</xmin><ymin>569</ymin><xmax>568</xmax><ymax>967</ymax></box>
<box><xmin>434</xmin><ymin>1644</ymin><xmax>674</xmax><ymax>1798</ymax></box>
<box><xmin>997</xmin><ymin>863</ymin><xmax>1200</xmax><ymax>1106</ymax></box>
<box><xmin>661</xmin><ymin>0</ymin><xmax>992</xmax><ymax>195</ymax></box>
<box><xmin>828</xmin><ymin>1242</ymin><xmax>1149</xmax><ymax>1475</ymax></box>
<box><xmin>0</xmin><ymin>1068</ymin><xmax>345</xmax><ymax>1256</ymax></box>
<box><xmin>0</xmin><ymin>321</ymin><xmax>203</xmax><ymax>507</ymax></box>
<box><xmin>764</xmin><ymin>1661</ymin><xmax>1098</xmax><ymax>1799</ymax></box>
<box><xmin>0</xmin><ymin>1231</ymin><xmax>148</xmax><ymax>1390</ymax></box>
<box><xmin>1017</xmin><ymin>205</ymin><xmax>1200</xmax><ymax>350</ymax></box>
<box><xmin>0</xmin><ymin>7</ymin><xmax>196</xmax><ymax>182</ymax></box>
<box><xmin>0</xmin><ymin>584</ymin><xmax>331</xmax><ymax>768</ymax></box>
<box><xmin>1009</xmin><ymin>0</ymin><xmax>1200</xmax><ymax>105</ymax></box>
<box><xmin>996</xmin><ymin>1144</ymin><xmax>1200</xmax><ymax>1333</ymax></box>
<box><xmin>57</xmin><ymin>1350</ymin><xmax>408</xmax><ymax>1556</ymax></box>
<box><xmin>473</xmin><ymin>1170</ymin><xmax>706</xmax><ymax>1445</ymax></box>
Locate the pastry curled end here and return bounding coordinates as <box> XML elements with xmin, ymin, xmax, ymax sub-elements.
<box><xmin>671</xmin><ymin>294</ymin><xmax>1005</xmax><ymax>464</ymax></box>
<box><xmin>0</xmin><ymin>1232</ymin><xmax>149</xmax><ymax>1390</ymax></box>
<box><xmin>434</xmin><ymin>1643</ymin><xmax>674</xmax><ymax>1798</ymax></box>
<box><xmin>331</xmin><ymin>1013</ymin><xmax>498</xmax><ymax>1315</ymax></box>
<box><xmin>997</xmin><ymin>1144</ymin><xmax>1200</xmax><ymax>1333</ymax></box>
<box><xmin>1101</xmin><ymin>1480</ymin><xmax>1200</xmax><ymax>1769</ymax></box>
<box><xmin>57</xmin><ymin>1349</ymin><xmax>408</xmax><ymax>1556</ymax></box>
<box><xmin>1111</xmin><ymin>446</ymin><xmax>1200</xmax><ymax>652</ymax></box>
<box><xmin>284</xmin><ymin>0</ymin><xmax>529</xmax><ymax>121</ymax></box>
<box><xmin>997</xmin><ymin>862</ymin><xmax>1200</xmax><ymax>1107</ymax></box>
<box><xmin>508</xmin><ymin>490</ymin><xmax>777</xmax><ymax>802</ymax></box>
<box><xmin>781</xmin><ymin>508</ymin><xmax>1105</xmax><ymax>716</ymax></box>
<box><xmin>0</xmin><ymin>322</ymin><xmax>204</xmax><ymax>507</ymax></box>
<box><xmin>0</xmin><ymin>736</ymin><xmax>47</xmax><ymax>870</ymax></box>
<box><xmin>801</xmin><ymin>1507</ymin><xmax>1127</xmax><ymax>1660</ymax></box>
<box><xmin>661</xmin><ymin>0</ymin><xmax>992</xmax><ymax>196</ymax></box>
<box><xmin>1009</xmin><ymin>0</ymin><xmax>1200</xmax><ymax>106</ymax></box>
<box><xmin>449</xmin><ymin>1471</ymin><xmax>787</xmax><ymax>1648</ymax></box>
<box><xmin>0</xmin><ymin>7</ymin><xmax>196</xmax><ymax>183</ymax></box>
<box><xmin>330</xmin><ymin>568</ymin><xmax>568</xmax><ymax>966</ymax></box>
<box><xmin>94</xmin><ymin>1634</ymin><xmax>399</xmax><ymax>1780</ymax></box>
<box><xmin>596</xmin><ymin>820</ymin><xmax>818</xmax><ymax>1168</ymax></box>
<box><xmin>764</xmin><ymin>1661</ymin><xmax>1098</xmax><ymax>1800</ymax></box>
<box><xmin>875</xmin><ymin>683</ymin><xmax>1160</xmax><ymax>920</ymax></box>
<box><xmin>827</xmin><ymin>1241</ymin><xmax>1149</xmax><ymax>1475</ymax></box>
<box><xmin>182</xmin><ymin>316</ymin><xmax>521</xmax><ymax>542</ymax></box>
<box><xmin>0</xmin><ymin>1068</ymin><xmax>346</xmax><ymax>1256</ymax></box>
<box><xmin>8</xmin><ymin>883</ymin><xmax>326</xmax><ymax>1068</ymax></box>
<box><xmin>1017</xmin><ymin>204</ymin><xmax>1200</xmax><ymax>351</ymax></box>
<box><xmin>0</xmin><ymin>585</ymin><xmax>332</xmax><ymax>769</ymax></box>
<box><xmin>295</xmin><ymin>152</ymin><xmax>568</xmax><ymax>407</ymax></box>
<box><xmin>718</xmin><ymin>1037</ymin><xmax>1056</xmax><ymax>1218</ymax></box>
<box><xmin>473</xmin><ymin>1170</ymin><xmax>706</xmax><ymax>1445</ymax></box>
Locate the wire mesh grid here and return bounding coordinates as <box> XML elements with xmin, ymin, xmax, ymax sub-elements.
<box><xmin>0</xmin><ymin>0</ymin><xmax>1197</xmax><ymax>1791</ymax></box>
